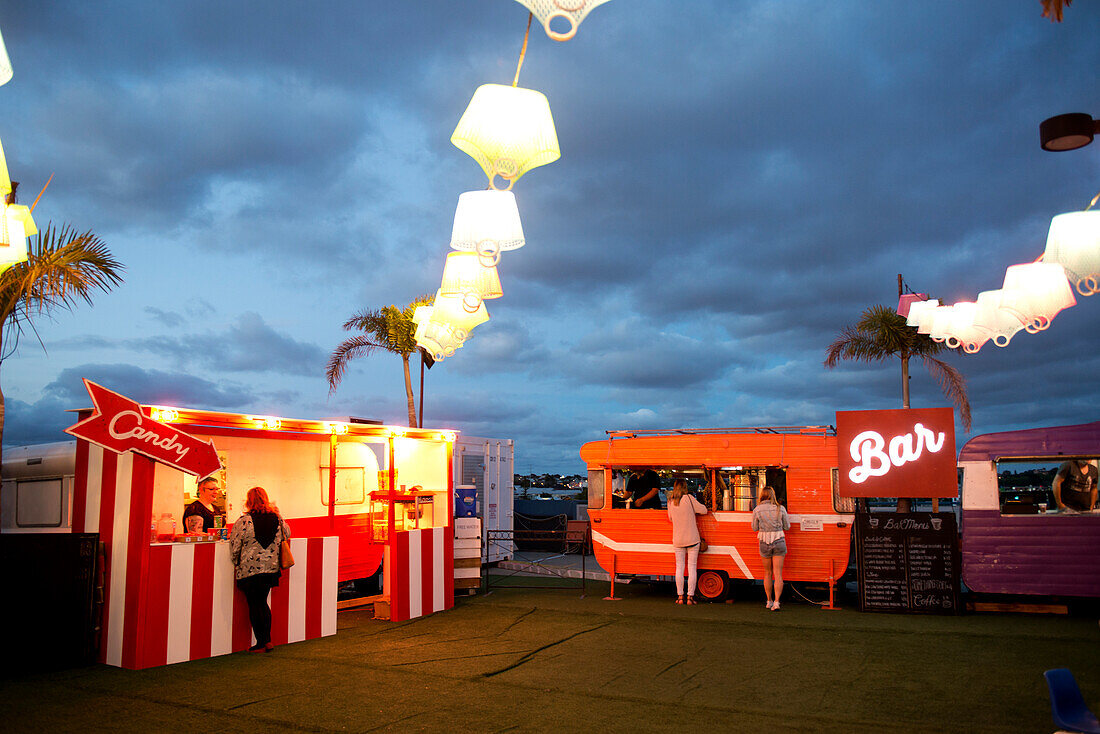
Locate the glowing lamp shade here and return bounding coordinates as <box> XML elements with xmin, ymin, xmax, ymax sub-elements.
<box><xmin>451</xmin><ymin>84</ymin><xmax>560</xmax><ymax>191</ymax></box>
<box><xmin>1001</xmin><ymin>262</ymin><xmax>1076</xmax><ymax>333</ymax></box>
<box><xmin>897</xmin><ymin>292</ymin><xmax>929</xmax><ymax>319</ymax></box>
<box><xmin>942</xmin><ymin>301</ymin><xmax>989</xmax><ymax>354</ymax></box>
<box><xmin>905</xmin><ymin>298</ymin><xmax>940</xmax><ymax>327</ymax></box>
<box><xmin>1043</xmin><ymin>211</ymin><xmax>1100</xmax><ymax>296</ymax></box>
<box><xmin>513</xmin><ymin>0</ymin><xmax>614</xmax><ymax>42</ymax></box>
<box><xmin>0</xmin><ymin>26</ymin><xmax>11</xmax><ymax>87</ymax></box>
<box><xmin>0</xmin><ymin>203</ymin><xmax>36</xmax><ymax>274</ymax></box>
<box><xmin>926</xmin><ymin>305</ymin><xmax>957</xmax><ymax>342</ymax></box>
<box><xmin>972</xmin><ymin>290</ymin><xmax>1027</xmax><ymax>348</ymax></box>
<box><xmin>430</xmin><ymin>290</ymin><xmax>489</xmax><ymax>340</ymax></box>
<box><xmin>915</xmin><ymin>304</ymin><xmax>947</xmax><ymax>335</ymax></box>
<box><xmin>414</xmin><ymin>318</ymin><xmax>464</xmax><ymax>362</ymax></box>
<box><xmin>439</xmin><ymin>252</ymin><xmax>503</xmax><ymax>312</ymax></box>
<box><xmin>450</xmin><ymin>190</ymin><xmax>525</xmax><ymax>266</ymax></box>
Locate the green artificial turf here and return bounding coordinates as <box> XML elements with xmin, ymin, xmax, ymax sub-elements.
<box><xmin>2</xmin><ymin>578</ymin><xmax>1098</xmax><ymax>732</ymax></box>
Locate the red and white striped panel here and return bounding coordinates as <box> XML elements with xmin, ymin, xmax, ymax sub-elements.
<box><xmin>385</xmin><ymin>527</ymin><xmax>454</xmax><ymax>622</ymax></box>
<box><xmin>72</xmin><ymin>441</ymin><xmax>338</xmax><ymax>669</ymax></box>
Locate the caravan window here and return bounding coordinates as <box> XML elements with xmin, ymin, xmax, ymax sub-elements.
<box><xmin>995</xmin><ymin>459</ymin><xmax>1097</xmax><ymax>515</ymax></box>
<box><xmin>587</xmin><ymin>469</ymin><xmax>605</xmax><ymax>510</ymax></box>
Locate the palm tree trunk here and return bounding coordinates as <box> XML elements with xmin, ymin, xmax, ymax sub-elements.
<box><xmin>901</xmin><ymin>353</ymin><xmax>910</xmax><ymax>408</ymax></box>
<box><xmin>402</xmin><ymin>354</ymin><xmax>416</xmax><ymax>428</ymax></box>
<box><xmin>898</xmin><ymin>353</ymin><xmax>911</xmax><ymax>513</ymax></box>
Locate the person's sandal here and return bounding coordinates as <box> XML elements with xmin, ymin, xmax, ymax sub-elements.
<box><xmin>675</xmin><ymin>595</ymin><xmax>685</xmax><ymax>604</ymax></box>
<box><xmin>686</xmin><ymin>596</ymin><xmax>697</xmax><ymax>605</ymax></box>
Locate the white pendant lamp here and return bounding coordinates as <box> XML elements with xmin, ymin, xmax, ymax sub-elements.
<box><xmin>1000</xmin><ymin>262</ymin><xmax>1076</xmax><ymax>333</ymax></box>
<box><xmin>451</xmin><ymin>84</ymin><xmax>560</xmax><ymax>191</ymax></box>
<box><xmin>439</xmin><ymin>252</ymin><xmax>503</xmax><ymax>313</ymax></box>
<box><xmin>926</xmin><ymin>305</ymin><xmax>957</xmax><ymax>342</ymax></box>
<box><xmin>0</xmin><ymin>26</ymin><xmax>12</xmax><ymax>87</ymax></box>
<box><xmin>905</xmin><ymin>298</ymin><xmax>940</xmax><ymax>327</ymax></box>
<box><xmin>915</xmin><ymin>304</ymin><xmax>947</xmax><ymax>335</ymax></box>
<box><xmin>450</xmin><ymin>190</ymin><xmax>525</xmax><ymax>266</ymax></box>
<box><xmin>1042</xmin><ymin>211</ymin><xmax>1100</xmax><ymax>296</ymax></box>
<box><xmin>943</xmin><ymin>301</ymin><xmax>989</xmax><ymax>354</ymax></box>
<box><xmin>429</xmin><ymin>290</ymin><xmax>489</xmax><ymax>340</ymax></box>
<box><xmin>0</xmin><ymin>203</ymin><xmax>36</xmax><ymax>275</ymax></box>
<box><xmin>972</xmin><ymin>289</ymin><xmax>1027</xmax><ymax>347</ymax></box>
<box><xmin>512</xmin><ymin>0</ymin><xmax>614</xmax><ymax>42</ymax></box>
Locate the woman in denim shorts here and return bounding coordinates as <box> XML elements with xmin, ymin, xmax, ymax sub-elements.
<box><xmin>751</xmin><ymin>486</ymin><xmax>790</xmax><ymax>610</ymax></box>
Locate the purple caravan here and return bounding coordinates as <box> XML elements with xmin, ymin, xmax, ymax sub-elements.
<box><xmin>959</xmin><ymin>421</ymin><xmax>1100</xmax><ymax>598</ymax></box>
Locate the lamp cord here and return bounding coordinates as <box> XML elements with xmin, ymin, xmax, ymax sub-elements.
<box><xmin>513</xmin><ymin>12</ymin><xmax>533</xmax><ymax>87</ymax></box>
<box><xmin>1086</xmin><ymin>189</ymin><xmax>1100</xmax><ymax>212</ymax></box>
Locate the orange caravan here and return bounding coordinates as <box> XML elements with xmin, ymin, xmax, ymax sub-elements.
<box><xmin>581</xmin><ymin>427</ymin><xmax>855</xmax><ymax>601</ymax></box>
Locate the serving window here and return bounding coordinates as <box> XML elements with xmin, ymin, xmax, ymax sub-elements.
<box><xmin>995</xmin><ymin>458</ymin><xmax>1098</xmax><ymax>515</ymax></box>
<box><xmin>599</xmin><ymin>465</ymin><xmax>786</xmax><ymax>511</ymax></box>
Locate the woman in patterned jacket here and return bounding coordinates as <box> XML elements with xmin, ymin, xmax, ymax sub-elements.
<box><xmin>229</xmin><ymin>486</ymin><xmax>291</xmax><ymax>652</ymax></box>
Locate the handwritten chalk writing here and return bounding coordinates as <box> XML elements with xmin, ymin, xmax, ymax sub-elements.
<box><xmin>847</xmin><ymin>423</ymin><xmax>946</xmax><ymax>484</ymax></box>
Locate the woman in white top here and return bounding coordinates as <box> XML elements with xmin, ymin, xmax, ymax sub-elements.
<box><xmin>666</xmin><ymin>478</ymin><xmax>708</xmax><ymax>605</ymax></box>
<box><xmin>751</xmin><ymin>485</ymin><xmax>790</xmax><ymax>611</ymax></box>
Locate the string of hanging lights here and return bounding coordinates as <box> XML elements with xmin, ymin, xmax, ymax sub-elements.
<box><xmin>416</xmin><ymin>6</ymin><xmax>573</xmax><ymax>361</ymax></box>
<box><xmin>899</xmin><ymin>190</ymin><xmax>1099</xmax><ymax>354</ymax></box>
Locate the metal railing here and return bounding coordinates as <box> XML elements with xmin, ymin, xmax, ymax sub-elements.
<box><xmin>484</xmin><ymin>527</ymin><xmax>589</xmax><ymax>595</ymax></box>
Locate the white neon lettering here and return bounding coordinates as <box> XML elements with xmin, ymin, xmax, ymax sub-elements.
<box><xmin>848</xmin><ymin>423</ymin><xmax>945</xmax><ymax>484</ymax></box>
<box><xmin>107</xmin><ymin>409</ymin><xmax>190</xmax><ymax>460</ymax></box>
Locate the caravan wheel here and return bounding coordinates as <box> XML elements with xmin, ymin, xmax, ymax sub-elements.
<box><xmin>696</xmin><ymin>570</ymin><xmax>729</xmax><ymax>602</ymax></box>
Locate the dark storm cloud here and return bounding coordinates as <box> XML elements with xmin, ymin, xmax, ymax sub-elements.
<box><xmin>130</xmin><ymin>312</ymin><xmax>325</xmax><ymax>376</ymax></box>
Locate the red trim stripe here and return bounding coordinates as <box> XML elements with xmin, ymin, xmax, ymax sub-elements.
<box><xmin>122</xmin><ymin>456</ymin><xmax>154</xmax><ymax>669</ymax></box>
<box><xmin>232</xmin><ymin>583</ymin><xmax>252</xmax><ymax>651</ymax></box>
<box><xmin>270</xmin><ymin>571</ymin><xmax>290</xmax><ymax>646</ymax></box>
<box><xmin>140</xmin><ymin>544</ymin><xmax>172</xmax><ymax>669</ymax></box>
<box><xmin>190</xmin><ymin>543</ymin><xmax>215</xmax><ymax>660</ymax></box>
<box><xmin>306</xmin><ymin>537</ymin><xmax>323</xmax><ymax>640</ymax></box>
<box><xmin>72</xmin><ymin>440</ymin><xmax>89</xmax><ymax>533</ymax></box>
<box><xmin>420</xmin><ymin>530</ymin><xmax>434</xmax><ymax>614</ymax></box>
<box><xmin>95</xmin><ymin>450</ymin><xmax>117</xmax><ymax>664</ymax></box>
<box><xmin>442</xmin><ymin>530</ymin><xmax>454</xmax><ymax>610</ymax></box>
<box><xmin>391</xmin><ymin>532</ymin><xmax>409</xmax><ymax>622</ymax></box>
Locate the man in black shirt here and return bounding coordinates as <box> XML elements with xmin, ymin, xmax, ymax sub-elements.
<box><xmin>1053</xmin><ymin>459</ymin><xmax>1097</xmax><ymax>512</ymax></box>
<box><xmin>183</xmin><ymin>476</ymin><xmax>219</xmax><ymax>532</ymax></box>
<box><xmin>627</xmin><ymin>469</ymin><xmax>662</xmax><ymax>509</ymax></box>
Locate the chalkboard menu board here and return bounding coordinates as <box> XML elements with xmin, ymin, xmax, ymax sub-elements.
<box><xmin>856</xmin><ymin>512</ymin><xmax>960</xmax><ymax>614</ymax></box>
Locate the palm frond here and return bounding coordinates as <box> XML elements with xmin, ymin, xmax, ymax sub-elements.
<box><xmin>325</xmin><ymin>335</ymin><xmax>385</xmax><ymax>393</ymax></box>
<box><xmin>919</xmin><ymin>355</ymin><xmax>973</xmax><ymax>431</ymax></box>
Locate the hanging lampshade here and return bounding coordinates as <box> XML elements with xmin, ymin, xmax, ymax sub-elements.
<box><xmin>915</xmin><ymin>304</ymin><xmax>947</xmax><ymax>335</ymax></box>
<box><xmin>513</xmin><ymin>0</ymin><xmax>613</xmax><ymax>42</ymax></box>
<box><xmin>429</xmin><ymin>289</ymin><xmax>489</xmax><ymax>340</ymax></box>
<box><xmin>450</xmin><ymin>190</ymin><xmax>525</xmax><ymax>266</ymax></box>
<box><xmin>942</xmin><ymin>302</ymin><xmax>989</xmax><ymax>354</ymax></box>
<box><xmin>926</xmin><ymin>305</ymin><xmax>957</xmax><ymax>342</ymax></box>
<box><xmin>415</xmin><ymin>318</ymin><xmax>463</xmax><ymax>361</ymax></box>
<box><xmin>971</xmin><ymin>289</ymin><xmax>1027</xmax><ymax>347</ymax></box>
<box><xmin>905</xmin><ymin>298</ymin><xmax>940</xmax><ymax>327</ymax></box>
<box><xmin>451</xmin><ymin>84</ymin><xmax>560</xmax><ymax>191</ymax></box>
<box><xmin>1042</xmin><ymin>211</ymin><xmax>1100</xmax><ymax>296</ymax></box>
<box><xmin>439</xmin><ymin>252</ymin><xmax>503</xmax><ymax>312</ymax></box>
<box><xmin>1000</xmin><ymin>262</ymin><xmax>1076</xmax><ymax>333</ymax></box>
<box><xmin>896</xmin><ymin>292</ymin><xmax>929</xmax><ymax>319</ymax></box>
<box><xmin>0</xmin><ymin>26</ymin><xmax>12</xmax><ymax>87</ymax></box>
<box><xmin>0</xmin><ymin>203</ymin><xmax>36</xmax><ymax>275</ymax></box>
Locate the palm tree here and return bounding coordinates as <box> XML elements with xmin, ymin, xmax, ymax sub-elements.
<box><xmin>0</xmin><ymin>223</ymin><xmax>125</xmax><ymax>459</ymax></box>
<box><xmin>326</xmin><ymin>296</ymin><xmax>432</xmax><ymax>428</ymax></box>
<box><xmin>824</xmin><ymin>304</ymin><xmax>972</xmax><ymax>432</ymax></box>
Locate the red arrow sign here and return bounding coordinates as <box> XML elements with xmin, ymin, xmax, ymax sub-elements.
<box><xmin>64</xmin><ymin>379</ymin><xmax>221</xmax><ymax>478</ymax></box>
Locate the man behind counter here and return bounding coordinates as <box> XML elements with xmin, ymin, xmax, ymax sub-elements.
<box><xmin>183</xmin><ymin>476</ymin><xmax>220</xmax><ymax>532</ymax></box>
<box><xmin>1053</xmin><ymin>459</ymin><xmax>1097</xmax><ymax>512</ymax></box>
<box><xmin>626</xmin><ymin>468</ymin><xmax>662</xmax><ymax>509</ymax></box>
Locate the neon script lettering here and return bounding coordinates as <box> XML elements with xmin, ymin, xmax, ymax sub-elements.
<box><xmin>848</xmin><ymin>423</ymin><xmax>945</xmax><ymax>484</ymax></box>
<box><xmin>108</xmin><ymin>410</ymin><xmax>191</xmax><ymax>460</ymax></box>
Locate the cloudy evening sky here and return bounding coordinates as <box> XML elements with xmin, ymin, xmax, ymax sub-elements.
<box><xmin>0</xmin><ymin>1</ymin><xmax>1097</xmax><ymax>473</ymax></box>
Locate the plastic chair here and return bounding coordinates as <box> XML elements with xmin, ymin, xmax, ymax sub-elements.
<box><xmin>1045</xmin><ymin>668</ymin><xmax>1100</xmax><ymax>734</ymax></box>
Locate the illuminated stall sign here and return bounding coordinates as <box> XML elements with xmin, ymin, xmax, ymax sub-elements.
<box><xmin>64</xmin><ymin>379</ymin><xmax>221</xmax><ymax>477</ymax></box>
<box><xmin>837</xmin><ymin>408</ymin><xmax>957</xmax><ymax>498</ymax></box>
